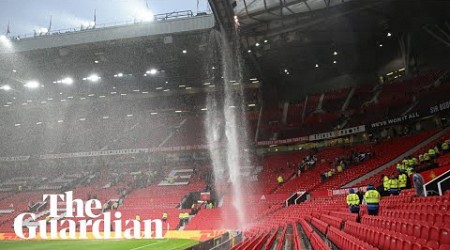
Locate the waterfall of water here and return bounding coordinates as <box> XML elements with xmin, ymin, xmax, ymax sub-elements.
<box><xmin>204</xmin><ymin>28</ymin><xmax>249</xmax><ymax>229</ymax></box>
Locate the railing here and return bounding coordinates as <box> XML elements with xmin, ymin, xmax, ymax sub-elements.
<box><xmin>8</xmin><ymin>10</ymin><xmax>212</xmax><ymax>40</ymax></box>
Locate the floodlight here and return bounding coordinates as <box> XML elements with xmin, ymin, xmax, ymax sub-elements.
<box><xmin>0</xmin><ymin>85</ymin><xmax>11</xmax><ymax>91</ymax></box>
<box><xmin>86</xmin><ymin>74</ymin><xmax>101</xmax><ymax>82</ymax></box>
<box><xmin>61</xmin><ymin>77</ymin><xmax>73</xmax><ymax>85</ymax></box>
<box><xmin>25</xmin><ymin>81</ymin><xmax>40</xmax><ymax>89</ymax></box>
<box><xmin>0</xmin><ymin>35</ymin><xmax>12</xmax><ymax>48</ymax></box>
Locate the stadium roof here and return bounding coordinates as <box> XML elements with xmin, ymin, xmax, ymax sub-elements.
<box><xmin>211</xmin><ymin>0</ymin><xmax>450</xmax><ymax>98</ymax></box>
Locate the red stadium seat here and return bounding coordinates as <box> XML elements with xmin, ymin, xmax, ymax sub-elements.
<box><xmin>426</xmin><ymin>240</ymin><xmax>439</xmax><ymax>249</ymax></box>
<box><xmin>439</xmin><ymin>244</ymin><xmax>450</xmax><ymax>250</ymax></box>
<box><xmin>441</xmin><ymin>228</ymin><xmax>450</xmax><ymax>245</ymax></box>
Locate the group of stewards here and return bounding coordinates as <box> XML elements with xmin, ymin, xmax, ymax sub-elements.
<box><xmin>346</xmin><ymin>185</ymin><xmax>381</xmax><ymax>217</ymax></box>
<box><xmin>178</xmin><ymin>212</ymin><xmax>190</xmax><ymax>226</ymax></box>
<box><xmin>382</xmin><ymin>172</ymin><xmax>408</xmax><ymax>196</ymax></box>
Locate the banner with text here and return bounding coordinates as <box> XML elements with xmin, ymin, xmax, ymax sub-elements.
<box><xmin>257</xmin><ymin>136</ymin><xmax>309</xmax><ymax>146</ymax></box>
<box><xmin>370</xmin><ymin>112</ymin><xmax>420</xmax><ymax>129</ymax></box>
<box><xmin>308</xmin><ymin>125</ymin><xmax>366</xmax><ymax>141</ymax></box>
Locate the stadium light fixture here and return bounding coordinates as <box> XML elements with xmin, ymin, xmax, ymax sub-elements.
<box><xmin>24</xmin><ymin>81</ymin><xmax>40</xmax><ymax>89</ymax></box>
<box><xmin>0</xmin><ymin>35</ymin><xmax>12</xmax><ymax>48</ymax></box>
<box><xmin>61</xmin><ymin>77</ymin><xmax>74</xmax><ymax>85</ymax></box>
<box><xmin>0</xmin><ymin>85</ymin><xmax>12</xmax><ymax>91</ymax></box>
<box><xmin>84</xmin><ymin>74</ymin><xmax>101</xmax><ymax>82</ymax></box>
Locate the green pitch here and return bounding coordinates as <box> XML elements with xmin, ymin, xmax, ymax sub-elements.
<box><xmin>0</xmin><ymin>239</ymin><xmax>198</xmax><ymax>250</ymax></box>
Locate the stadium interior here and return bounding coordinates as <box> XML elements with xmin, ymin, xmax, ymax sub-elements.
<box><xmin>0</xmin><ymin>0</ymin><xmax>449</xmax><ymax>249</ymax></box>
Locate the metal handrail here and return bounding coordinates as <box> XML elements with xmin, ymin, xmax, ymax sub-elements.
<box><xmin>8</xmin><ymin>10</ymin><xmax>212</xmax><ymax>40</ymax></box>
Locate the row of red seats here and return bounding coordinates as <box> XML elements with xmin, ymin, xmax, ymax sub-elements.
<box><xmin>232</xmin><ymin>231</ymin><xmax>271</xmax><ymax>250</ymax></box>
<box><xmin>391</xmin><ymin>202</ymin><xmax>450</xmax><ymax>213</ymax></box>
<box><xmin>299</xmin><ymin>218</ymin><xmax>331</xmax><ymax>250</ymax></box>
<box><xmin>346</xmin><ymin>219</ymin><xmax>449</xmax><ymax>250</ymax></box>
<box><xmin>381</xmin><ymin>209</ymin><xmax>449</xmax><ymax>226</ymax></box>
<box><xmin>361</xmin><ymin>215</ymin><xmax>449</xmax><ymax>245</ymax></box>
<box><xmin>328</xmin><ymin>225</ymin><xmax>377</xmax><ymax>250</ymax></box>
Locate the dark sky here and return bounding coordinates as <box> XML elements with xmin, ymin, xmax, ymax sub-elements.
<box><xmin>0</xmin><ymin>0</ymin><xmax>210</xmax><ymax>36</ymax></box>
